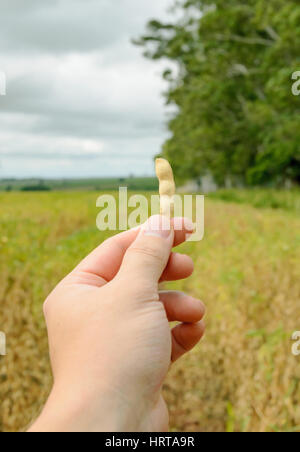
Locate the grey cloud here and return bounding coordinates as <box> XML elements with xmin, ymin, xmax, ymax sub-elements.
<box><xmin>0</xmin><ymin>149</ymin><xmax>157</xmax><ymax>161</ymax></box>
<box><xmin>0</xmin><ymin>1</ymin><xmax>120</xmax><ymax>53</ymax></box>
<box><xmin>33</xmin><ymin>114</ymin><xmax>165</xmax><ymax>141</ymax></box>
<box><xmin>0</xmin><ymin>151</ymin><xmax>103</xmax><ymax>160</ymax></box>
<box><xmin>0</xmin><ymin>64</ymin><xmax>166</xmax><ymax>140</ymax></box>
<box><xmin>0</xmin><ymin>0</ymin><xmax>48</xmax><ymax>13</ymax></box>
<box><xmin>0</xmin><ymin>0</ymin><xmax>172</xmax><ymax>178</ymax></box>
<box><xmin>0</xmin><ymin>0</ymin><xmax>170</xmax><ymax>54</ymax></box>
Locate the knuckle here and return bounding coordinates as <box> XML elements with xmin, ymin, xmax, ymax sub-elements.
<box><xmin>43</xmin><ymin>293</ymin><xmax>56</xmax><ymax>317</ymax></box>
<box><xmin>127</xmin><ymin>244</ymin><xmax>163</xmax><ymax>264</ymax></box>
<box><xmin>43</xmin><ymin>298</ymin><xmax>50</xmax><ymax>316</ymax></box>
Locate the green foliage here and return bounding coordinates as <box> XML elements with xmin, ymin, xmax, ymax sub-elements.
<box><xmin>21</xmin><ymin>184</ymin><xmax>51</xmax><ymax>192</ymax></box>
<box><xmin>136</xmin><ymin>0</ymin><xmax>300</xmax><ymax>186</ymax></box>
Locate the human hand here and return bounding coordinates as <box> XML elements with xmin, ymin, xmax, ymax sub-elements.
<box><xmin>29</xmin><ymin>216</ymin><xmax>205</xmax><ymax>432</ymax></box>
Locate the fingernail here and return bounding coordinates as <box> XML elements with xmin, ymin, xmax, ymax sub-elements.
<box><xmin>185</xmin><ymin>232</ymin><xmax>194</xmax><ymax>241</ymax></box>
<box><xmin>183</xmin><ymin>218</ymin><xmax>195</xmax><ymax>232</ymax></box>
<box><xmin>143</xmin><ymin>215</ymin><xmax>172</xmax><ymax>239</ymax></box>
<box><xmin>173</xmin><ymin>217</ymin><xmax>195</xmax><ymax>232</ymax></box>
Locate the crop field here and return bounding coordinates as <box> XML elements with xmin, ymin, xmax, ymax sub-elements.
<box><xmin>0</xmin><ymin>190</ymin><xmax>300</xmax><ymax>432</ymax></box>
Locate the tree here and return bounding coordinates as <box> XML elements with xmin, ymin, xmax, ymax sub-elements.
<box><xmin>136</xmin><ymin>0</ymin><xmax>300</xmax><ymax>186</ymax></box>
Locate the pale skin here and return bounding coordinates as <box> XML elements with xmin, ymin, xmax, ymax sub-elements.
<box><xmin>29</xmin><ymin>215</ymin><xmax>205</xmax><ymax>432</ymax></box>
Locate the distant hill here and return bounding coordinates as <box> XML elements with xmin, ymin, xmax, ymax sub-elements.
<box><xmin>0</xmin><ymin>177</ymin><xmax>158</xmax><ymax>192</ymax></box>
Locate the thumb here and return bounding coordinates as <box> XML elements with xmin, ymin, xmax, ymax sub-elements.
<box><xmin>118</xmin><ymin>215</ymin><xmax>174</xmax><ymax>285</ymax></box>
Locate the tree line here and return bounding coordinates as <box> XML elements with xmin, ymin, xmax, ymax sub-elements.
<box><xmin>136</xmin><ymin>0</ymin><xmax>300</xmax><ymax>187</ymax></box>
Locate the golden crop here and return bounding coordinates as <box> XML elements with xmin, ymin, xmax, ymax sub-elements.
<box><xmin>0</xmin><ymin>191</ymin><xmax>299</xmax><ymax>432</ymax></box>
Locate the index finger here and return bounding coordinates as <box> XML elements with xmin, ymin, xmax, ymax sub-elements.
<box><xmin>73</xmin><ymin>217</ymin><xmax>194</xmax><ymax>285</ymax></box>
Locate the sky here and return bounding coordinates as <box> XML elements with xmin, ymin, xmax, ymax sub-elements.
<box><xmin>0</xmin><ymin>0</ymin><xmax>174</xmax><ymax>179</ymax></box>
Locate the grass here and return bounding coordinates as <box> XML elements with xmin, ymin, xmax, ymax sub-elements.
<box><xmin>209</xmin><ymin>188</ymin><xmax>300</xmax><ymax>213</ymax></box>
<box><xmin>0</xmin><ymin>190</ymin><xmax>300</xmax><ymax>432</ymax></box>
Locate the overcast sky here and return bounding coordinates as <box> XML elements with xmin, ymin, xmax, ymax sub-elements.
<box><xmin>0</xmin><ymin>0</ymin><xmax>174</xmax><ymax>179</ymax></box>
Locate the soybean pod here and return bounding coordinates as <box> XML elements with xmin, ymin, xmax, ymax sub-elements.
<box><xmin>155</xmin><ymin>158</ymin><xmax>176</xmax><ymax>218</ymax></box>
